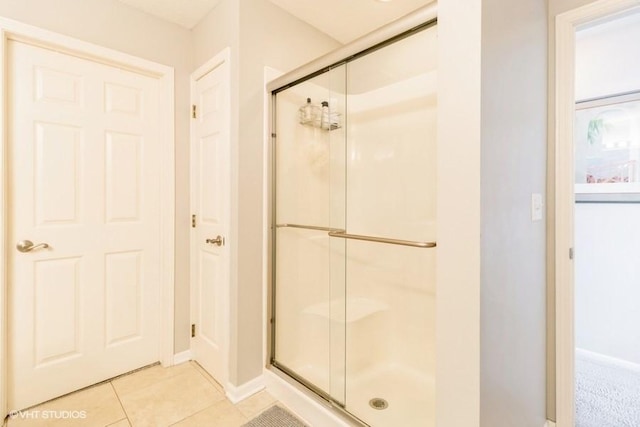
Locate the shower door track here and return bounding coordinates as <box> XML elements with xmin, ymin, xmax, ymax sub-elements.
<box><xmin>267</xmin><ymin>11</ymin><xmax>437</xmax><ymax>95</ymax></box>
<box><xmin>270</xmin><ymin>361</ymin><xmax>371</xmax><ymax>427</ymax></box>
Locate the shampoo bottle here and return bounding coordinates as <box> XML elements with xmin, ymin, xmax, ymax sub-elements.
<box><xmin>321</xmin><ymin>101</ymin><xmax>329</xmax><ymax>130</ymax></box>
<box><xmin>303</xmin><ymin>98</ymin><xmax>312</xmax><ymax>122</ymax></box>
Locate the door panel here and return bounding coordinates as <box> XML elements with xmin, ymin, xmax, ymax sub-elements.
<box><xmin>105</xmin><ymin>251</ymin><xmax>143</xmax><ymax>346</ymax></box>
<box><xmin>199</xmin><ymin>134</ymin><xmax>223</xmax><ymax>224</ymax></box>
<box><xmin>105</xmin><ymin>132</ymin><xmax>142</xmax><ymax>222</ymax></box>
<box><xmin>7</xmin><ymin>40</ymin><xmax>162</xmax><ymax>410</ymax></box>
<box><xmin>34</xmin><ymin>257</ymin><xmax>82</xmax><ymax>365</ymax></box>
<box><xmin>199</xmin><ymin>251</ymin><xmax>223</xmax><ymax>346</ymax></box>
<box><xmin>35</xmin><ymin>122</ymin><xmax>83</xmax><ymax>225</ymax></box>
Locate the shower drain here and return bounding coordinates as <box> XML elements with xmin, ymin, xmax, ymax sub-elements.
<box><xmin>369</xmin><ymin>398</ymin><xmax>389</xmax><ymax>410</ymax></box>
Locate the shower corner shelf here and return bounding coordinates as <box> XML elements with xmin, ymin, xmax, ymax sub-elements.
<box><xmin>299</xmin><ymin>118</ymin><xmax>341</xmax><ymax>131</ymax></box>
<box><xmin>298</xmin><ymin>104</ymin><xmax>341</xmax><ymax>131</ymax></box>
<box><xmin>302</xmin><ymin>297</ymin><xmax>388</xmax><ymax>323</ymax></box>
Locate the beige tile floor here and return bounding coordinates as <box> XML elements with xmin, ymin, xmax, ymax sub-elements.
<box><xmin>4</xmin><ymin>362</ymin><xmax>280</xmax><ymax>427</ymax></box>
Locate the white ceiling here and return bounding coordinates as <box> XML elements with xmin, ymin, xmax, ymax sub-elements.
<box><xmin>266</xmin><ymin>0</ymin><xmax>433</xmax><ymax>44</ymax></box>
<box><xmin>117</xmin><ymin>0</ymin><xmax>222</xmax><ymax>29</ymax></box>
<box><xmin>116</xmin><ymin>0</ymin><xmax>434</xmax><ymax>43</ymax></box>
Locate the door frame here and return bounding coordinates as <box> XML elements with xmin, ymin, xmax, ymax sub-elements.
<box><xmin>0</xmin><ymin>17</ymin><xmax>175</xmax><ymax>417</ymax></box>
<box><xmin>189</xmin><ymin>47</ymin><xmax>231</xmax><ymax>386</ymax></box>
<box><xmin>554</xmin><ymin>0</ymin><xmax>640</xmax><ymax>425</ymax></box>
<box><xmin>262</xmin><ymin>66</ymin><xmax>282</xmax><ymax>373</ymax></box>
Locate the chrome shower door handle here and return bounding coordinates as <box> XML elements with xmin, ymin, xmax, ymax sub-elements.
<box><xmin>16</xmin><ymin>240</ymin><xmax>49</xmax><ymax>253</ymax></box>
<box><xmin>205</xmin><ymin>236</ymin><xmax>225</xmax><ymax>247</ymax></box>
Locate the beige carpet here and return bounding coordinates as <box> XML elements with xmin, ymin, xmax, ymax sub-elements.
<box><xmin>576</xmin><ymin>351</ymin><xmax>640</xmax><ymax>427</ymax></box>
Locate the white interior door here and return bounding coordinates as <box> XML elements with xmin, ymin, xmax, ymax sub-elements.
<box><xmin>7</xmin><ymin>40</ymin><xmax>162</xmax><ymax>410</ymax></box>
<box><xmin>190</xmin><ymin>53</ymin><xmax>230</xmax><ymax>386</ymax></box>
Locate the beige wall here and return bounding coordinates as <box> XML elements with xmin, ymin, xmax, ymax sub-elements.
<box><xmin>192</xmin><ymin>0</ymin><xmax>239</xmax><ymax>68</ymax></box>
<box><xmin>425</xmin><ymin>1</ymin><xmax>549</xmax><ymax>425</ymax></box>
<box><xmin>193</xmin><ymin>0</ymin><xmax>340</xmax><ymax>386</ymax></box>
<box><xmin>0</xmin><ymin>0</ymin><xmax>194</xmax><ymax>353</ymax></box>
<box><xmin>480</xmin><ymin>0</ymin><xmax>548</xmax><ymax>426</ymax></box>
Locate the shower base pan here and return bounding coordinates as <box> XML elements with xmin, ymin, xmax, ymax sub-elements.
<box><xmin>265</xmin><ymin>363</ymin><xmax>434</xmax><ymax>427</ymax></box>
<box><xmin>346</xmin><ymin>364</ymin><xmax>434</xmax><ymax>427</ymax></box>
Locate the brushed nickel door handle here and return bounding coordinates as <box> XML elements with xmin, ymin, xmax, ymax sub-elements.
<box><xmin>205</xmin><ymin>236</ymin><xmax>225</xmax><ymax>247</ymax></box>
<box><xmin>16</xmin><ymin>240</ymin><xmax>49</xmax><ymax>253</ymax></box>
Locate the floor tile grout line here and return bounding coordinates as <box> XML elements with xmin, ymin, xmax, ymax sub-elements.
<box><xmin>113</xmin><ymin>365</ymin><xmax>196</xmax><ymax>400</ymax></box>
<box><xmin>189</xmin><ymin>361</ymin><xmax>225</xmax><ymax>392</ymax></box>
<box><xmin>9</xmin><ymin>363</ymin><xmax>160</xmax><ymax>423</ymax></box>
<box><xmin>4</xmin><ymin>363</ymin><xmax>279</xmax><ymax>427</ymax></box>
<box><xmin>109</xmin><ymin>381</ymin><xmax>132</xmax><ymax>427</ymax></box>
<box><xmin>190</xmin><ymin>361</ymin><xmax>215</xmax><ymax>383</ymax></box>
<box><xmin>165</xmin><ymin>401</ymin><xmax>221</xmax><ymax>427</ymax></box>
<box><xmin>111</xmin><ymin>363</ymin><xmax>228</xmax><ymax>426</ymax></box>
<box><xmin>104</xmin><ymin>417</ymin><xmax>129</xmax><ymax>427</ymax></box>
<box><xmin>109</xmin><ymin>369</ymin><xmax>195</xmax><ymax>425</ymax></box>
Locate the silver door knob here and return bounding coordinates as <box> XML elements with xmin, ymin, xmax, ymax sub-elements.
<box><xmin>16</xmin><ymin>240</ymin><xmax>49</xmax><ymax>253</ymax></box>
<box><xmin>205</xmin><ymin>236</ymin><xmax>225</xmax><ymax>247</ymax></box>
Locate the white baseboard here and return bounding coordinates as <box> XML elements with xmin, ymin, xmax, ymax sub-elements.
<box><xmin>576</xmin><ymin>348</ymin><xmax>640</xmax><ymax>373</ymax></box>
<box><xmin>225</xmin><ymin>375</ymin><xmax>265</xmax><ymax>404</ymax></box>
<box><xmin>264</xmin><ymin>369</ymin><xmax>355</xmax><ymax>427</ymax></box>
<box><xmin>545</xmin><ymin>421</ymin><xmax>556</xmax><ymax>427</ymax></box>
<box><xmin>173</xmin><ymin>350</ymin><xmax>192</xmax><ymax>365</ymax></box>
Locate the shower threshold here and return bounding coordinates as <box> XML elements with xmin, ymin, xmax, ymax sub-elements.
<box><xmin>269</xmin><ymin>361</ymin><xmax>434</xmax><ymax>427</ymax></box>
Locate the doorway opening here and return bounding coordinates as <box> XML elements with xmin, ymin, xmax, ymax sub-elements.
<box><xmin>554</xmin><ymin>2</ymin><xmax>640</xmax><ymax>426</ymax></box>
<box><xmin>573</xmin><ymin>9</ymin><xmax>640</xmax><ymax>426</ymax></box>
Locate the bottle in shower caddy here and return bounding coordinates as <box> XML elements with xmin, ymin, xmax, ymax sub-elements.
<box><xmin>320</xmin><ymin>101</ymin><xmax>329</xmax><ymax>130</ymax></box>
<box><xmin>303</xmin><ymin>98</ymin><xmax>312</xmax><ymax>122</ymax></box>
<box><xmin>328</xmin><ymin>98</ymin><xmax>340</xmax><ymax>129</ymax></box>
<box><xmin>299</xmin><ymin>97</ymin><xmax>314</xmax><ymax>125</ymax></box>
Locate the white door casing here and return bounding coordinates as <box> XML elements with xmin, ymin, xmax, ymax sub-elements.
<box><xmin>554</xmin><ymin>1</ymin><xmax>640</xmax><ymax>425</ymax></box>
<box><xmin>0</xmin><ymin>20</ymin><xmax>175</xmax><ymax>417</ymax></box>
<box><xmin>190</xmin><ymin>49</ymin><xmax>231</xmax><ymax>387</ymax></box>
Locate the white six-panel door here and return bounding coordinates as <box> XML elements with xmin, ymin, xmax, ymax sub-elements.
<box><xmin>7</xmin><ymin>40</ymin><xmax>162</xmax><ymax>410</ymax></box>
<box><xmin>190</xmin><ymin>52</ymin><xmax>230</xmax><ymax>386</ymax></box>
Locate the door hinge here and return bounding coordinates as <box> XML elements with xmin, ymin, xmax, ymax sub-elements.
<box><xmin>192</xmin><ymin>214</ymin><xmax>196</xmax><ymax>228</ymax></box>
<box><xmin>192</xmin><ymin>104</ymin><xmax>197</xmax><ymax>119</ymax></box>
<box><xmin>569</xmin><ymin>247</ymin><xmax>574</xmax><ymax>260</ymax></box>
<box><xmin>191</xmin><ymin>324</ymin><xmax>196</xmax><ymax>337</ymax></box>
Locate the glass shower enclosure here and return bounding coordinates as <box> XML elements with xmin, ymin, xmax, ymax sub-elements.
<box><xmin>269</xmin><ymin>17</ymin><xmax>437</xmax><ymax>427</ymax></box>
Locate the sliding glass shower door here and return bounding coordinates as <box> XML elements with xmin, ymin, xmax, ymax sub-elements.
<box><xmin>272</xmin><ymin>23</ymin><xmax>437</xmax><ymax>427</ymax></box>
<box><xmin>272</xmin><ymin>64</ymin><xmax>347</xmax><ymax>403</ymax></box>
